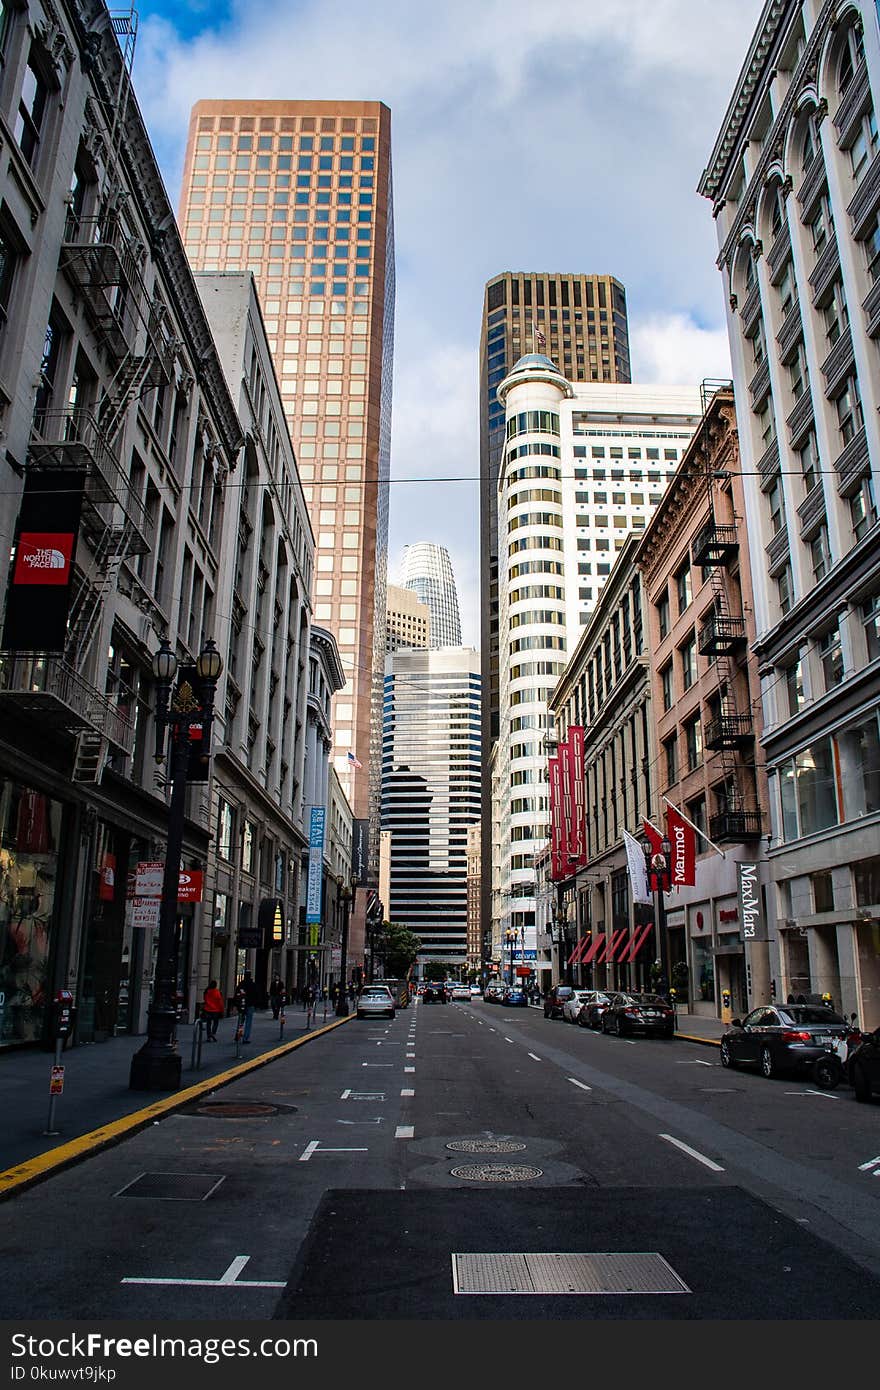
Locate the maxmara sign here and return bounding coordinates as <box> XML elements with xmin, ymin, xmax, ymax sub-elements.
<box><xmin>737</xmin><ymin>862</ymin><xmax>766</xmax><ymax>941</ymax></box>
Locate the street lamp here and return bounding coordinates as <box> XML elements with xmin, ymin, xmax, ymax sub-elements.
<box><xmin>641</xmin><ymin>829</ymin><xmax>672</xmax><ymax>996</ymax></box>
<box><xmin>504</xmin><ymin>927</ymin><xmax>516</xmax><ymax>986</ymax></box>
<box><xmin>336</xmin><ymin>880</ymin><xmax>353</xmax><ymax>1016</ymax></box>
<box><xmin>130</xmin><ymin>638</ymin><xmax>222</xmax><ymax>1091</ymax></box>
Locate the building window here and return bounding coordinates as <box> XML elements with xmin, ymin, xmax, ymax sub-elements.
<box><xmin>848</xmin><ymin>106</ymin><xmax>878</xmax><ymax>185</ymax></box>
<box><xmin>779</xmin><ymin>737</ymin><xmax>839</xmax><ymax>840</ymax></box>
<box><xmin>850</xmin><ymin>474</ymin><xmax>877</xmax><ymax>541</ymax></box>
<box><xmin>217</xmin><ymin>799</ymin><xmax>235</xmax><ymax>861</ymax></box>
<box><xmin>758</xmin><ymin>399</ymin><xmax>776</xmax><ymax>450</ymax></box>
<box><xmin>242</xmin><ymin>819</ymin><xmax>255</xmax><ymax>874</ymax></box>
<box><xmin>767</xmin><ymin>475</ymin><xmax>786</xmax><ymax>535</ymax></box>
<box><xmin>661</xmin><ymin>662</ymin><xmax>673</xmax><ymax>712</ymax></box>
<box><xmin>788</xmin><ymin>343</ymin><xmax>808</xmax><ymax>402</ymax></box>
<box><xmin>809</xmin><ymin>195</ymin><xmax>833</xmax><ymax>258</ymax></box>
<box><xmin>679</xmin><ymin>634</ymin><xmax>697</xmax><ymax>692</ymax></box>
<box><xmin>14</xmin><ymin>49</ymin><xmax>50</xmax><ymax>169</ymax></box>
<box><xmin>798</xmin><ymin>430</ymin><xmax>819</xmax><ymax>493</ymax></box>
<box><xmin>784</xmin><ymin>656</ymin><xmax>805</xmax><ymax>716</ymax></box>
<box><xmin>0</xmin><ymin>226</ymin><xmax>16</xmax><ymax>334</ymax></box>
<box><xmin>685</xmin><ymin>715</ymin><xmax>703</xmax><ymax>772</ymax></box>
<box><xmin>862</xmin><ymin>592</ymin><xmax>880</xmax><ymax>660</ymax></box>
<box><xmin>823</xmin><ymin>280</ymin><xmax>849</xmax><ymax>346</ymax></box>
<box><xmin>675</xmin><ymin>563</ymin><xmax>692</xmax><ymax>614</ymax></box>
<box><xmin>819</xmin><ymin>624</ymin><xmax>844</xmax><ymax>690</ymax></box>
<box><xmin>777</xmin><ymin>562</ymin><xmax>793</xmax><ymax>615</ymax></box>
<box><xmin>836</xmin><ymin>375</ymin><xmax>863</xmax><ymax>446</ymax></box>
<box><xmin>778</xmin><ymin>261</ymin><xmax>797</xmax><ymax>319</ymax></box>
<box><xmin>810</xmin><ymin>525</ymin><xmax>831</xmax><ymax>583</ymax></box>
<box><xmin>656</xmin><ymin>590</ymin><xmax>670</xmax><ymax>640</ymax></box>
<box><xmin>664</xmin><ymin>734</ymin><xmax>678</xmax><ymax>786</ymax></box>
<box><xmin>686</xmin><ymin>795</ymin><xmax>707</xmax><ymax>838</ymax></box>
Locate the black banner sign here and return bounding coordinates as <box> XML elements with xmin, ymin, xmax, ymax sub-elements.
<box><xmin>1</xmin><ymin>472</ymin><xmax>85</xmax><ymax>652</ymax></box>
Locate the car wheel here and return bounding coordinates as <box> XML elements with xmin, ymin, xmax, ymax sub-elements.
<box><xmin>812</xmin><ymin>1054</ymin><xmax>841</xmax><ymax>1090</ymax></box>
<box><xmin>760</xmin><ymin>1045</ymin><xmax>775</xmax><ymax>1079</ymax></box>
<box><xmin>719</xmin><ymin>1038</ymin><xmax>737</xmax><ymax>1069</ymax></box>
<box><xmin>852</xmin><ymin>1062</ymin><xmax>873</xmax><ymax>1103</ymax></box>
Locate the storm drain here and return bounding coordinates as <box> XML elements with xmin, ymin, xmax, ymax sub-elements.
<box><xmin>452</xmin><ymin>1252</ymin><xmax>691</xmax><ymax>1295</ymax></box>
<box><xmin>446</xmin><ymin>1140</ymin><xmax>526</xmax><ymax>1155</ymax></box>
<box><xmin>449</xmin><ymin>1163</ymin><xmax>543</xmax><ymax>1182</ymax></box>
<box><xmin>114</xmin><ymin>1172</ymin><xmax>225</xmax><ymax>1201</ymax></box>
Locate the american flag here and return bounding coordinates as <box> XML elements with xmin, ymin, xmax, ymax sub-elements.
<box><xmin>347</xmin><ymin>751</ymin><xmax>363</xmax><ymax>769</ymax></box>
<box><xmin>535</xmin><ymin>325</ymin><xmax>546</xmax><ymax>348</ymax></box>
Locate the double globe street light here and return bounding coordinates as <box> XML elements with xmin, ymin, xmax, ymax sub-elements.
<box><xmin>129</xmin><ymin>638</ymin><xmax>222</xmax><ymax>1091</ymax></box>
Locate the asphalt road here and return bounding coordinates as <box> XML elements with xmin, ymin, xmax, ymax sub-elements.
<box><xmin>1</xmin><ymin>998</ymin><xmax>878</xmax><ymax>1321</ymax></box>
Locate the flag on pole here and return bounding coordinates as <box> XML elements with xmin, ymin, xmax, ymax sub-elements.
<box><xmin>622</xmin><ymin>829</ymin><xmax>651</xmax><ymax>905</ymax></box>
<box><xmin>535</xmin><ymin>324</ymin><xmax>546</xmax><ymax>349</ymax></box>
<box><xmin>665</xmin><ymin>802</ymin><xmax>696</xmax><ymax>886</ymax></box>
<box><xmin>347</xmin><ymin>750</ymin><xmax>363</xmax><ymax>769</ymax></box>
<box><xmin>662</xmin><ymin>796</ymin><xmax>727</xmax><ymax>860</ymax></box>
<box><xmin>643</xmin><ymin>817</ymin><xmax>664</xmax><ymax>859</ymax></box>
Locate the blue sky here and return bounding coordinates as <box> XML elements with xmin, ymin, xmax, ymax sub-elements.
<box><xmin>133</xmin><ymin>0</ymin><xmax>764</xmax><ymax>644</ymax></box>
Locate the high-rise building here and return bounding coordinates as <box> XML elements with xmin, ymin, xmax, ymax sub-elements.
<box><xmin>399</xmin><ymin>541</ymin><xmax>461</xmax><ymax>647</ymax></box>
<box><xmin>385</xmin><ymin>583</ymin><xmax>430</xmax><ymax>652</ymax></box>
<box><xmin>493</xmin><ymin>354</ymin><xmax>702</xmax><ymax>968</ymax></box>
<box><xmin>698</xmin><ymin>0</ymin><xmax>880</xmax><ymax>1029</ymax></box>
<box><xmin>479</xmin><ymin>273</ymin><xmax>631</xmax><ymax>948</ymax></box>
<box><xmin>381</xmin><ymin>647</ymin><xmax>481</xmax><ymax>970</ymax></box>
<box><xmin>179</xmin><ymin>100</ymin><xmax>395</xmax><ymax>839</ymax></box>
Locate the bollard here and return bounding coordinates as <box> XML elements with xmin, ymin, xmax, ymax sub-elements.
<box><xmin>190</xmin><ymin>1017</ymin><xmax>204</xmax><ymax>1071</ymax></box>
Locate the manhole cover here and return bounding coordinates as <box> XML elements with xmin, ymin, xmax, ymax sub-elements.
<box><xmin>446</xmin><ymin>1140</ymin><xmax>526</xmax><ymax>1154</ymax></box>
<box><xmin>450</xmin><ymin>1164</ymin><xmax>543</xmax><ymax>1182</ymax></box>
<box><xmin>190</xmin><ymin>1101</ymin><xmax>293</xmax><ymax>1119</ymax></box>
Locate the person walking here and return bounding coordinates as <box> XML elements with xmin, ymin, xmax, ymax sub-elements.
<box><xmin>269</xmin><ymin>975</ymin><xmax>286</xmax><ymax>1020</ymax></box>
<box><xmin>202</xmin><ymin>979</ymin><xmax>224</xmax><ymax>1041</ymax></box>
<box><xmin>237</xmin><ymin>970</ymin><xmax>260</xmax><ymax>1043</ymax></box>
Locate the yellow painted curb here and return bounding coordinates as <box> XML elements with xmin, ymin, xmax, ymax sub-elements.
<box><xmin>0</xmin><ymin>1013</ymin><xmax>354</xmax><ymax>1202</ymax></box>
<box><xmin>675</xmin><ymin>1032</ymin><xmax>722</xmax><ymax>1046</ymax></box>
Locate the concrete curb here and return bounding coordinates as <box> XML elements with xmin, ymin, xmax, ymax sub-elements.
<box><xmin>675</xmin><ymin>1031</ymin><xmax>722</xmax><ymax>1047</ymax></box>
<box><xmin>0</xmin><ymin>1013</ymin><xmax>354</xmax><ymax>1203</ymax></box>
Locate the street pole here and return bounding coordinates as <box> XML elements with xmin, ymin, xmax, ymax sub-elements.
<box><xmin>336</xmin><ymin>884</ymin><xmax>351</xmax><ymax>1016</ymax></box>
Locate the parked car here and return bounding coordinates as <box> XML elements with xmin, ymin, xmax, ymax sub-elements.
<box><xmin>601</xmin><ymin>993</ymin><xmax>675</xmax><ymax>1038</ymax></box>
<box><xmin>356</xmin><ymin>985</ymin><xmax>396</xmax><ymax>1019</ymax></box>
<box><xmin>502</xmin><ymin>987</ymin><xmax>528</xmax><ymax>1007</ymax></box>
<box><xmin>484</xmin><ymin>982</ymin><xmax>505</xmax><ymax>1003</ymax></box>
<box><xmin>422</xmin><ymin>983</ymin><xmax>448</xmax><ymax>1004</ymax></box>
<box><xmin>578</xmin><ymin>992</ymin><xmax>614</xmax><ymax>1029</ymax></box>
<box><xmin>544</xmin><ymin>985</ymin><xmax>575</xmax><ymax>1019</ymax></box>
<box><xmin>848</xmin><ymin>1027</ymin><xmax>880</xmax><ymax>1102</ymax></box>
<box><xmin>562</xmin><ymin>989</ymin><xmax>596</xmax><ymax>1024</ymax></box>
<box><xmin>719</xmin><ymin>1003</ymin><xmax>849</xmax><ymax>1078</ymax></box>
<box><xmin>450</xmin><ymin>984</ymin><xmax>471</xmax><ymax>1000</ymax></box>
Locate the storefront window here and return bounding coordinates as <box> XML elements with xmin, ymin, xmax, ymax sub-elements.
<box><xmin>854</xmin><ymin>856</ymin><xmax>880</xmax><ymax>907</ymax></box>
<box><xmin>0</xmin><ymin>781</ymin><xmax>64</xmax><ymax>1047</ymax></box>
<box><xmin>242</xmin><ymin>820</ymin><xmax>255</xmax><ymax>873</ymax></box>
<box><xmin>836</xmin><ymin>712</ymin><xmax>880</xmax><ymax>819</ymax></box>
<box><xmin>691</xmin><ymin>934</ymin><xmax>715</xmax><ymax>1003</ymax></box>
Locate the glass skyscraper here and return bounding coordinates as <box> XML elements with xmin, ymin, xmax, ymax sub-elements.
<box><xmin>399</xmin><ymin>541</ymin><xmax>461</xmax><ymax>648</ymax></box>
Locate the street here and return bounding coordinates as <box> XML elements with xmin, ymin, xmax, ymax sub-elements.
<box><xmin>1</xmin><ymin>998</ymin><xmax>879</xmax><ymax>1320</ymax></box>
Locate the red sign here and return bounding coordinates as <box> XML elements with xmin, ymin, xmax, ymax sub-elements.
<box><xmin>49</xmin><ymin>1066</ymin><xmax>65</xmax><ymax>1095</ymax></box>
<box><xmin>515</xmin><ymin>965</ymin><xmax>531</xmax><ymax>978</ymax></box>
<box><xmin>568</xmin><ymin>725</ymin><xmax>587</xmax><ymax>869</ymax></box>
<box><xmin>177</xmin><ymin>870</ymin><xmax>204</xmax><ymax>903</ymax></box>
<box><xmin>666</xmin><ymin>804</ymin><xmax>696</xmax><ymax>887</ymax></box>
<box><xmin>13</xmin><ymin>532</ymin><xmax>74</xmax><ymax>586</ymax></box>
<box><xmin>549</xmin><ymin>756</ymin><xmax>564</xmax><ymax>880</ymax></box>
<box><xmin>559</xmin><ymin>742</ymin><xmax>574</xmax><ymax>869</ymax></box>
<box><xmin>98</xmin><ymin>853</ymin><xmax>116</xmax><ymax>902</ymax></box>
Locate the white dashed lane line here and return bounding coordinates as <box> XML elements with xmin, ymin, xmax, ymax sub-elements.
<box><xmin>568</xmin><ymin>1078</ymin><xmax>592</xmax><ymax>1091</ymax></box>
<box><xmin>527</xmin><ymin>1053</ymin><xmax>541</xmax><ymax>1062</ymax></box>
<box><xmin>395</xmin><ymin>1125</ymin><xmax>414</xmax><ymax>1140</ymax></box>
<box><xmin>401</xmin><ymin>1089</ymin><xmax>415</xmax><ymax>1097</ymax></box>
<box><xmin>659</xmin><ymin>1133</ymin><xmax>724</xmax><ymax>1172</ymax></box>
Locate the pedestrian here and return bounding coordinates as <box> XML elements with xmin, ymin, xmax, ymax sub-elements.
<box><xmin>269</xmin><ymin>975</ymin><xmax>286</xmax><ymax>1020</ymax></box>
<box><xmin>237</xmin><ymin>969</ymin><xmax>260</xmax><ymax>1042</ymax></box>
<box><xmin>202</xmin><ymin>979</ymin><xmax>224</xmax><ymax>1041</ymax></box>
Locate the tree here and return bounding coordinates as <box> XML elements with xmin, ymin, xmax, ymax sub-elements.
<box><xmin>423</xmin><ymin>961</ymin><xmax>447</xmax><ymax>982</ymax></box>
<box><xmin>375</xmin><ymin>921</ymin><xmax>421</xmax><ymax>978</ymax></box>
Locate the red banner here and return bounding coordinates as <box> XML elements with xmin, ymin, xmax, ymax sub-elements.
<box><xmin>559</xmin><ymin>742</ymin><xmax>573</xmax><ymax>874</ymax></box>
<box><xmin>643</xmin><ymin>818</ymin><xmax>663</xmax><ymax>862</ymax></box>
<box><xmin>549</xmin><ymin>756</ymin><xmax>564</xmax><ymax>880</ymax></box>
<box><xmin>666</xmin><ymin>803</ymin><xmax>696</xmax><ymax>886</ymax></box>
<box><xmin>568</xmin><ymin>725</ymin><xmax>587</xmax><ymax>869</ymax></box>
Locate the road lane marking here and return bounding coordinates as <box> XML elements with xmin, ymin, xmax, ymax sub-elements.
<box><xmin>527</xmin><ymin>1052</ymin><xmax>541</xmax><ymax>1061</ymax></box>
<box><xmin>405</xmin><ymin>1066</ymin><xmax>415</xmax><ymax>1073</ymax></box>
<box><xmin>568</xmin><ymin>1078</ymin><xmax>592</xmax><ymax>1091</ymax></box>
<box><xmin>395</xmin><ymin>1125</ymin><xmax>414</xmax><ymax>1139</ymax></box>
<box><xmin>659</xmin><ymin>1134</ymin><xmax>724</xmax><ymax>1172</ymax></box>
<box><xmin>783</xmin><ymin>1090</ymin><xmax>839</xmax><ymax>1100</ymax></box>
<box><xmin>676</xmin><ymin>1060</ymin><xmax>714</xmax><ymax>1067</ymax></box>
<box><xmin>858</xmin><ymin>1156</ymin><xmax>880</xmax><ymax>1171</ymax></box>
<box><xmin>504</xmin><ymin>1037</ymin><xmax>514</xmax><ymax>1043</ymax></box>
<box><xmin>401</xmin><ymin>1088</ymin><xmax>415</xmax><ymax>1097</ymax></box>
<box><xmin>340</xmin><ymin>1089</ymin><xmax>351</xmax><ymax>1099</ymax></box>
<box><xmin>122</xmin><ymin>1255</ymin><xmax>285</xmax><ymax>1289</ymax></box>
<box><xmin>361</xmin><ymin>1063</ymin><xmax>393</xmax><ymax>1067</ymax></box>
<box><xmin>299</xmin><ymin>1141</ymin><xmax>369</xmax><ymax>1162</ymax></box>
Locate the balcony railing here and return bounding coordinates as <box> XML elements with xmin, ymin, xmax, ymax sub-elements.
<box><xmin>692</xmin><ymin>521</ymin><xmax>739</xmax><ymax>568</ymax></box>
<box><xmin>704</xmin><ymin>713</ymin><xmax>754</xmax><ymax>750</ymax></box>
<box><xmin>29</xmin><ymin>407</ymin><xmax>153</xmax><ymax>554</ymax></box>
<box><xmin>59</xmin><ymin>215</ymin><xmax>141</xmax><ymax>359</ymax></box>
<box><xmin>709</xmin><ymin>810</ymin><xmax>764</xmax><ymax>844</ymax></box>
<box><xmin>698</xmin><ymin>614</ymin><xmax>747</xmax><ymax>657</ymax></box>
<box><xmin>0</xmin><ymin>654</ymin><xmax>134</xmax><ymax>752</ymax></box>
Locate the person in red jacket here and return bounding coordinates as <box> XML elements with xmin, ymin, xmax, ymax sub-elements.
<box><xmin>202</xmin><ymin>980</ymin><xmax>224</xmax><ymax>1040</ymax></box>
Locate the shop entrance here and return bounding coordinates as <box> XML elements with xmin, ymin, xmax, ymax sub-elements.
<box><xmin>0</xmin><ymin>781</ymin><xmax>65</xmax><ymax>1047</ymax></box>
<box><xmin>78</xmin><ymin>824</ymin><xmax>134</xmax><ymax>1042</ymax></box>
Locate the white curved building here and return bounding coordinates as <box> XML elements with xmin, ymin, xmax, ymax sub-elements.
<box><xmin>494</xmin><ymin>354</ymin><xmax>703</xmax><ymax>971</ymax></box>
<box><xmin>400</xmin><ymin>542</ymin><xmax>462</xmax><ymax>648</ymax></box>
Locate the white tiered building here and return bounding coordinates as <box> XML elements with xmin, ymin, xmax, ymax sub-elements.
<box><xmin>492</xmin><ymin>355</ymin><xmax>702</xmax><ymax>973</ymax></box>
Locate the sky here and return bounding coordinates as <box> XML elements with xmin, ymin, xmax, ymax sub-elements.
<box><xmin>132</xmin><ymin>0</ymin><xmax>766</xmax><ymax>647</ymax></box>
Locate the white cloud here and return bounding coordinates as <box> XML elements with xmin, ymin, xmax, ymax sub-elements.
<box><xmin>630</xmin><ymin>313</ymin><xmax>732</xmax><ymax>386</ymax></box>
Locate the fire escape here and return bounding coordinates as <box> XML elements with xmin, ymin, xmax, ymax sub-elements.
<box><xmin>692</xmin><ymin>381</ymin><xmax>763</xmax><ymax>844</ymax></box>
<box><xmin>0</xmin><ymin>8</ymin><xmax>179</xmax><ymax>783</ymax></box>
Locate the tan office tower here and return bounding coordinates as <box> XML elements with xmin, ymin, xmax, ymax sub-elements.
<box><xmin>478</xmin><ymin>271</ymin><xmax>631</xmax><ymax>959</ymax></box>
<box><xmin>180</xmin><ymin>100</ymin><xmax>394</xmax><ymax>842</ymax></box>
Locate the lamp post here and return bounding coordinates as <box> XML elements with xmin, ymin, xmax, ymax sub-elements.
<box><xmin>336</xmin><ymin>881</ymin><xmax>352</xmax><ymax>1016</ymax></box>
<box><xmin>554</xmin><ymin>888</ymin><xmax>568</xmax><ymax>984</ymax></box>
<box><xmin>130</xmin><ymin>638</ymin><xmax>222</xmax><ymax>1091</ymax></box>
<box><xmin>641</xmin><ymin>829</ymin><xmax>672</xmax><ymax>996</ymax></box>
<box><xmin>504</xmin><ymin>927</ymin><xmax>516</xmax><ymax>986</ymax></box>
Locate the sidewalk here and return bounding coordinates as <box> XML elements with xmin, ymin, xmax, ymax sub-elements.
<box><xmin>673</xmin><ymin>1009</ymin><xmax>725</xmax><ymax>1045</ymax></box>
<box><xmin>0</xmin><ymin>1003</ymin><xmax>337</xmax><ymax>1173</ymax></box>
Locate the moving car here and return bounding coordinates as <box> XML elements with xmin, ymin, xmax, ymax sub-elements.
<box><xmin>719</xmin><ymin>1003</ymin><xmax>849</xmax><ymax>1077</ymax></box>
<box><xmin>543</xmin><ymin>985</ymin><xmax>574</xmax><ymax>1019</ymax></box>
<box><xmin>450</xmin><ymin>984</ymin><xmax>471</xmax><ymax>1000</ymax></box>
<box><xmin>483</xmin><ymin>982</ymin><xmax>505</xmax><ymax>1003</ymax></box>
<box><xmin>848</xmin><ymin>1027</ymin><xmax>880</xmax><ymax>1102</ymax></box>
<box><xmin>469</xmin><ymin>985</ymin><xmax>482</xmax><ymax>998</ymax></box>
<box><xmin>578</xmin><ymin>992</ymin><xmax>613</xmax><ymax>1029</ymax></box>
<box><xmin>356</xmin><ymin>985</ymin><xmax>396</xmax><ymax>1019</ymax></box>
<box><xmin>502</xmin><ymin>987</ymin><xmax>528</xmax><ymax>1007</ymax></box>
<box><xmin>422</xmin><ymin>983</ymin><xmax>448</xmax><ymax>1004</ymax></box>
<box><xmin>562</xmin><ymin>989</ymin><xmax>596</xmax><ymax>1024</ymax></box>
<box><xmin>601</xmin><ymin>993</ymin><xmax>675</xmax><ymax>1038</ymax></box>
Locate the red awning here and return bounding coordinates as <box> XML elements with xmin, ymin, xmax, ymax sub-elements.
<box><xmin>595</xmin><ymin>927</ymin><xmax>629</xmax><ymax>964</ymax></box>
<box><xmin>621</xmin><ymin>922</ymin><xmax>654</xmax><ymax>963</ymax></box>
<box><xmin>566</xmin><ymin>936</ymin><xmax>587</xmax><ymax>967</ymax></box>
<box><xmin>581</xmin><ymin>932</ymin><xmax>607</xmax><ymax>964</ymax></box>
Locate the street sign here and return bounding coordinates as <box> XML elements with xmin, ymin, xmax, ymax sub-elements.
<box><xmin>177</xmin><ymin>870</ymin><xmax>204</xmax><ymax>903</ymax></box>
<box><xmin>49</xmin><ymin>1066</ymin><xmax>64</xmax><ymax>1095</ymax></box>
<box><xmin>306</xmin><ymin>808</ymin><xmax>325</xmax><ymax>923</ymax></box>
<box><xmin>134</xmin><ymin>861</ymin><xmax>164</xmax><ymax>896</ymax></box>
<box><xmin>132</xmin><ymin>898</ymin><xmax>161</xmax><ymax>930</ymax></box>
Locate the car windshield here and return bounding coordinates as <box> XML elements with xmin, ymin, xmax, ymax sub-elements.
<box><xmin>782</xmin><ymin>1006</ymin><xmax>846</xmax><ymax>1025</ymax></box>
<box><xmin>363</xmin><ymin>988</ymin><xmax>391</xmax><ymax>998</ymax></box>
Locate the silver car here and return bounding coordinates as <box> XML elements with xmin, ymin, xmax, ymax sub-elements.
<box><xmin>356</xmin><ymin>985</ymin><xmax>396</xmax><ymax>1019</ymax></box>
<box><xmin>562</xmin><ymin>989</ymin><xmax>597</xmax><ymax>1023</ymax></box>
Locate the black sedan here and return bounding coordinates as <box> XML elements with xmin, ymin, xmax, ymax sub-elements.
<box><xmin>601</xmin><ymin>993</ymin><xmax>675</xmax><ymax>1038</ymax></box>
<box><xmin>422</xmin><ymin>984</ymin><xmax>448</xmax><ymax>1004</ymax></box>
<box><xmin>579</xmin><ymin>993</ymin><xmax>615</xmax><ymax>1030</ymax></box>
<box><xmin>719</xmin><ymin>1003</ymin><xmax>849</xmax><ymax>1078</ymax></box>
<box><xmin>848</xmin><ymin>1027</ymin><xmax>880</xmax><ymax>1102</ymax></box>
